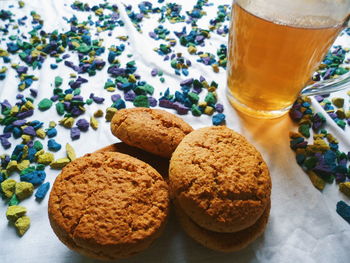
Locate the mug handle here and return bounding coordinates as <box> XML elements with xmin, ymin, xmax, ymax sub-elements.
<box><xmin>301</xmin><ymin>71</ymin><xmax>350</xmax><ymax>96</ymax></box>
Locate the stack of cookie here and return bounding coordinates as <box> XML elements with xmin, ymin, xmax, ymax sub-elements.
<box><xmin>170</xmin><ymin>126</ymin><xmax>271</xmax><ymax>252</ymax></box>
<box><xmin>48</xmin><ymin>108</ymin><xmax>271</xmax><ymax>260</ymax></box>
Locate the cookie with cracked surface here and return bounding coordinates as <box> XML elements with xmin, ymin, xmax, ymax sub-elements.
<box><xmin>174</xmin><ymin>199</ymin><xmax>271</xmax><ymax>252</ymax></box>
<box><xmin>110</xmin><ymin>108</ymin><xmax>193</xmax><ymax>158</ymax></box>
<box><xmin>95</xmin><ymin>142</ymin><xmax>169</xmax><ymax>179</ymax></box>
<box><xmin>48</xmin><ymin>152</ymin><xmax>169</xmax><ymax>260</ymax></box>
<box><xmin>169</xmin><ymin>126</ymin><xmax>271</xmax><ymax>233</ymax></box>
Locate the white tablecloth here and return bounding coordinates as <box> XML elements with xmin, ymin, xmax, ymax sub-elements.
<box><xmin>0</xmin><ymin>1</ymin><xmax>349</xmax><ymax>262</ymax></box>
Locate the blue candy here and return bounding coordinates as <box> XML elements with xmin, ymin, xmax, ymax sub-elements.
<box><xmin>47</xmin><ymin>139</ymin><xmax>61</xmax><ymax>152</ymax></box>
<box><xmin>336</xmin><ymin>201</ymin><xmax>350</xmax><ymax>224</ymax></box>
<box><xmin>13</xmin><ymin>127</ymin><xmax>22</xmax><ymax>138</ymax></box>
<box><xmin>212</xmin><ymin>113</ymin><xmax>226</xmax><ymax>126</ymax></box>
<box><xmin>27</xmin><ymin>147</ymin><xmax>37</xmax><ymax>162</ymax></box>
<box><xmin>35</xmin><ymin>182</ymin><xmax>50</xmax><ymax>199</ymax></box>
<box><xmin>20</xmin><ymin>170</ymin><xmax>46</xmax><ymax>185</ymax></box>
<box><xmin>46</xmin><ymin>128</ymin><xmax>57</xmax><ymax>138</ymax></box>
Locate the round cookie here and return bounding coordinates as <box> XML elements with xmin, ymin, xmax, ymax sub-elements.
<box><xmin>169</xmin><ymin>126</ymin><xmax>271</xmax><ymax>233</ymax></box>
<box><xmin>48</xmin><ymin>152</ymin><xmax>169</xmax><ymax>260</ymax></box>
<box><xmin>110</xmin><ymin>108</ymin><xmax>193</xmax><ymax>158</ymax></box>
<box><xmin>174</xmin><ymin>199</ymin><xmax>271</xmax><ymax>252</ymax></box>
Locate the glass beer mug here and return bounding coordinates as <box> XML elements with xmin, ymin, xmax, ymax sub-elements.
<box><xmin>227</xmin><ymin>0</ymin><xmax>350</xmax><ymax>118</ymax></box>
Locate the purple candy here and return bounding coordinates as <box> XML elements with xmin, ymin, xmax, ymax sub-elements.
<box><xmin>71</xmin><ymin>106</ymin><xmax>84</xmax><ymax>117</ymax></box>
<box><xmin>50</xmin><ymin>95</ymin><xmax>59</xmax><ymax>102</ymax></box>
<box><xmin>108</xmin><ymin>66</ymin><xmax>125</xmax><ymax>76</ymax></box>
<box><xmin>173</xmin><ymin>102</ymin><xmax>189</xmax><ymax>115</ymax></box>
<box><xmin>215</xmin><ymin>103</ymin><xmax>224</xmax><ymax>113</ymax></box>
<box><xmin>199</xmin><ymin>76</ymin><xmax>206</xmax><ymax>82</ymax></box>
<box><xmin>27</xmin><ymin>140</ymin><xmax>34</xmax><ymax>148</ymax></box>
<box><xmin>111</xmin><ymin>94</ymin><xmax>121</xmax><ymax>102</ymax></box>
<box><xmin>124</xmin><ymin>90</ymin><xmax>136</xmax><ymax>101</ymax></box>
<box><xmin>16</xmin><ymin>66</ymin><xmax>28</xmax><ymax>74</ymax></box>
<box><xmin>180</xmin><ymin>78</ymin><xmax>193</xmax><ymax>86</ymax></box>
<box><xmin>64</xmin><ymin>61</ymin><xmax>74</xmax><ymax>68</ymax></box>
<box><xmin>62</xmin><ymin>54</ymin><xmax>70</xmax><ymax>59</ymax></box>
<box><xmin>159</xmin><ymin>99</ymin><xmax>174</xmax><ymax>109</ymax></box>
<box><xmin>328</xmin><ymin>112</ymin><xmax>337</xmax><ymax>119</ymax></box>
<box><xmin>148</xmin><ymin>97</ymin><xmax>157</xmax><ymax>107</ymax></box>
<box><xmin>72</xmin><ymin>95</ymin><xmax>84</xmax><ymax>101</ymax></box>
<box><xmin>70</xmin><ymin>127</ymin><xmax>80</xmax><ymax>140</ymax></box>
<box><xmin>63</xmin><ymin>102</ymin><xmax>71</xmax><ymax>110</ymax></box>
<box><xmin>23</xmin><ymin>126</ymin><xmax>36</xmax><ymax>136</ymax></box>
<box><xmin>30</xmin><ymin>89</ymin><xmax>38</xmax><ymax>97</ymax></box>
<box><xmin>149</xmin><ymin>32</ymin><xmax>157</xmax><ymax>39</ymax></box>
<box><xmin>151</xmin><ymin>68</ymin><xmax>158</xmax><ymax>77</ymax></box>
<box><xmin>16</xmin><ymin>94</ymin><xmax>24</xmax><ymax>99</ymax></box>
<box><xmin>0</xmin><ymin>133</ymin><xmax>11</xmax><ymax>138</ymax></box>
<box><xmin>16</xmin><ymin>110</ymin><xmax>33</xmax><ymax>119</ymax></box>
<box><xmin>92</xmin><ymin>96</ymin><xmax>105</xmax><ymax>104</ymax></box>
<box><xmin>1</xmin><ymin>100</ymin><xmax>12</xmax><ymax>110</ymax></box>
<box><xmin>315</xmin><ymin>95</ymin><xmax>324</xmax><ymax>102</ymax></box>
<box><xmin>290</xmin><ymin>110</ymin><xmax>303</xmax><ymax>120</ymax></box>
<box><xmin>0</xmin><ymin>137</ymin><xmax>11</xmax><ymax>149</ymax></box>
<box><xmin>12</xmin><ymin>120</ymin><xmax>27</xmax><ymax>126</ymax></box>
<box><xmin>76</xmin><ymin>119</ymin><xmax>89</xmax><ymax>131</ymax></box>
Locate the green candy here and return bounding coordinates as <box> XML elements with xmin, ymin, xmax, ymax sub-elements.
<box><xmin>188</xmin><ymin>92</ymin><xmax>199</xmax><ymax>104</ymax></box>
<box><xmin>38</xmin><ymin>98</ymin><xmax>53</xmax><ymax>111</ymax></box>
<box><xmin>8</xmin><ymin>194</ymin><xmax>19</xmax><ymax>206</ymax></box>
<box><xmin>191</xmin><ymin>105</ymin><xmax>202</xmax><ymax>116</ymax></box>
<box><xmin>33</xmin><ymin>140</ymin><xmax>43</xmax><ymax>151</ymax></box>
<box><xmin>133</xmin><ymin>95</ymin><xmax>149</xmax><ymax>108</ymax></box>
<box><xmin>298</xmin><ymin>124</ymin><xmax>310</xmax><ymax>138</ymax></box>
<box><xmin>55</xmin><ymin>102</ymin><xmax>65</xmax><ymax>115</ymax></box>
<box><xmin>54</xmin><ymin>76</ymin><xmax>63</xmax><ymax>87</ymax></box>
<box><xmin>205</xmin><ymin>92</ymin><xmax>217</xmax><ymax>105</ymax></box>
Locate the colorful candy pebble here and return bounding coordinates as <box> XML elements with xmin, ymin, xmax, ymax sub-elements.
<box><xmin>35</xmin><ymin>182</ymin><xmax>50</xmax><ymax>199</ymax></box>
<box><xmin>1</xmin><ymin>179</ymin><xmax>16</xmax><ymax>198</ymax></box>
<box><xmin>15</xmin><ymin>182</ymin><xmax>34</xmax><ymax>200</ymax></box>
<box><xmin>15</xmin><ymin>216</ymin><xmax>30</xmax><ymax>236</ymax></box>
<box><xmin>6</xmin><ymin>205</ymin><xmax>27</xmax><ymax>222</ymax></box>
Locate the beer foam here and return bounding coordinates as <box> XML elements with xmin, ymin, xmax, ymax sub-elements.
<box><xmin>237</xmin><ymin>0</ymin><xmax>350</xmax><ymax>28</ymax></box>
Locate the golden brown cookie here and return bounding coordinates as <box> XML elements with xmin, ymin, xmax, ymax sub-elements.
<box><xmin>174</xmin><ymin>199</ymin><xmax>271</xmax><ymax>252</ymax></box>
<box><xmin>110</xmin><ymin>108</ymin><xmax>193</xmax><ymax>158</ymax></box>
<box><xmin>95</xmin><ymin>142</ymin><xmax>170</xmax><ymax>179</ymax></box>
<box><xmin>48</xmin><ymin>152</ymin><xmax>169</xmax><ymax>260</ymax></box>
<box><xmin>169</xmin><ymin>126</ymin><xmax>271</xmax><ymax>233</ymax></box>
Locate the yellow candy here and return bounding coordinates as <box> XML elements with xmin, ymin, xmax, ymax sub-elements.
<box><xmin>15</xmin><ymin>216</ymin><xmax>30</xmax><ymax>236</ymax></box>
<box><xmin>105</xmin><ymin>107</ymin><xmax>117</xmax><ymax>122</ymax></box>
<box><xmin>50</xmin><ymin>158</ymin><xmax>71</xmax><ymax>169</ymax></box>
<box><xmin>36</xmin><ymin>128</ymin><xmax>46</xmax><ymax>139</ymax></box>
<box><xmin>37</xmin><ymin>152</ymin><xmax>54</xmax><ymax>165</ymax></box>
<box><xmin>15</xmin><ymin>182</ymin><xmax>34</xmax><ymax>200</ymax></box>
<box><xmin>17</xmin><ymin>160</ymin><xmax>30</xmax><ymax>171</ymax></box>
<box><xmin>21</xmin><ymin>134</ymin><xmax>32</xmax><ymax>143</ymax></box>
<box><xmin>90</xmin><ymin>116</ymin><xmax>98</xmax><ymax>130</ymax></box>
<box><xmin>307</xmin><ymin>171</ymin><xmax>325</xmax><ymax>191</ymax></box>
<box><xmin>6</xmin><ymin>206</ymin><xmax>27</xmax><ymax>222</ymax></box>
<box><xmin>204</xmin><ymin>106</ymin><xmax>215</xmax><ymax>115</ymax></box>
<box><xmin>6</xmin><ymin>161</ymin><xmax>18</xmax><ymax>173</ymax></box>
<box><xmin>1</xmin><ymin>179</ymin><xmax>16</xmax><ymax>198</ymax></box>
<box><xmin>93</xmin><ymin>109</ymin><xmax>104</xmax><ymax>118</ymax></box>
<box><xmin>339</xmin><ymin>182</ymin><xmax>350</xmax><ymax>198</ymax></box>
<box><xmin>66</xmin><ymin>143</ymin><xmax>76</xmax><ymax>161</ymax></box>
